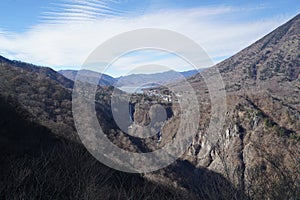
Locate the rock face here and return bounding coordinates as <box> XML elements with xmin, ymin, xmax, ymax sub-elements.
<box><xmin>171</xmin><ymin>13</ymin><xmax>300</xmax><ymax>199</ymax></box>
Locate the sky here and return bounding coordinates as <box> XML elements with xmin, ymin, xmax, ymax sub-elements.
<box><xmin>0</xmin><ymin>0</ymin><xmax>299</xmax><ymax>77</ymax></box>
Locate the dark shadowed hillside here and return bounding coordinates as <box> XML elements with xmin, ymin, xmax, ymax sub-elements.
<box><xmin>0</xmin><ymin>58</ymin><xmax>75</xmax><ymax>139</ymax></box>
<box><xmin>0</xmin><ymin>93</ymin><xmax>201</xmax><ymax>200</ymax></box>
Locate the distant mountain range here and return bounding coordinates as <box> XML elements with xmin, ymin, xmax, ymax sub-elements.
<box><xmin>114</xmin><ymin>69</ymin><xmax>200</xmax><ymax>87</ymax></box>
<box><xmin>58</xmin><ymin>69</ymin><xmax>200</xmax><ymax>89</ymax></box>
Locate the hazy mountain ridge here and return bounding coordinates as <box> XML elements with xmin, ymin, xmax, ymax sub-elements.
<box><xmin>58</xmin><ymin>69</ymin><xmax>200</xmax><ymax>88</ymax></box>
<box><xmin>115</xmin><ymin>69</ymin><xmax>199</xmax><ymax>87</ymax></box>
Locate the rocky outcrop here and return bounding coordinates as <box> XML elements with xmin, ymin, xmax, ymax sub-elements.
<box><xmin>174</xmin><ymin>13</ymin><xmax>300</xmax><ymax>199</ymax></box>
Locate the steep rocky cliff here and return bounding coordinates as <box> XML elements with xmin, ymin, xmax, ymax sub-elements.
<box><xmin>149</xmin><ymin>13</ymin><xmax>300</xmax><ymax>199</ymax></box>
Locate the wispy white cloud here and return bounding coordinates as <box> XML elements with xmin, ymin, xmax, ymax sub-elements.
<box><xmin>41</xmin><ymin>0</ymin><xmax>127</xmax><ymax>23</ymax></box>
<box><xmin>0</xmin><ymin>4</ymin><xmax>293</xmax><ymax>76</ymax></box>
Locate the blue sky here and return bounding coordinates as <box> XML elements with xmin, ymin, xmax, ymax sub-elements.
<box><xmin>0</xmin><ymin>0</ymin><xmax>299</xmax><ymax>77</ymax></box>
